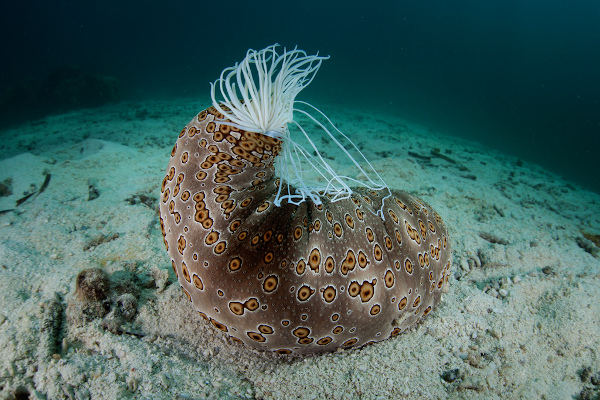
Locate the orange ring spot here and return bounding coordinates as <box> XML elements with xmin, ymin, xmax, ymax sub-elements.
<box><xmin>345</xmin><ymin>214</ymin><xmax>354</xmax><ymax>229</ymax></box>
<box><xmin>240</xmin><ymin>197</ymin><xmax>252</xmax><ymax>207</ymax></box>
<box><xmin>245</xmin><ymin>298</ymin><xmax>259</xmax><ymax>311</ymax></box>
<box><xmin>348</xmin><ymin>281</ymin><xmax>360</xmax><ymax>297</ymax></box>
<box><xmin>210</xmin><ymin>318</ymin><xmax>228</xmax><ymax>332</ymax></box>
<box><xmin>385</xmin><ymin>270</ymin><xmax>394</xmax><ymax>288</ymax></box>
<box><xmin>324</xmin><ymin>256</ymin><xmax>335</xmax><ymax>273</ymax></box>
<box><xmin>370</xmin><ymin>304</ymin><xmax>381</xmax><ymax>315</ymax></box>
<box><xmin>308</xmin><ymin>248</ymin><xmax>320</xmax><ymax>271</ymax></box>
<box><xmin>323</xmin><ymin>286</ymin><xmax>336</xmax><ymax>303</ymax></box>
<box><xmin>412</xmin><ymin>296</ymin><xmax>421</xmax><ymax>308</ymax></box>
<box><xmin>258</xmin><ymin>325</ymin><xmax>274</xmax><ymax>334</ymax></box>
<box><xmin>181</xmin><ymin>262</ymin><xmax>191</xmax><ymax>283</ymax></box>
<box><xmin>404</xmin><ymin>259</ymin><xmax>413</xmax><ymax>274</ymax></box>
<box><xmin>398</xmin><ymin>296</ymin><xmax>408</xmax><ymax>310</ymax></box>
<box><xmin>395</xmin><ymin>229</ymin><xmax>402</xmax><ymax>245</ymax></box>
<box><xmin>263</xmin><ymin>275</ymin><xmax>278</xmax><ymax>292</ymax></box>
<box><xmin>229</xmin><ymin>301</ymin><xmax>244</xmax><ymax>315</ymax></box>
<box><xmin>229</xmin><ymin>220</ymin><xmax>241</xmax><ymax>232</ymax></box>
<box><xmin>263</xmin><ymin>230</ymin><xmax>272</xmax><ymax>242</ymax></box>
<box><xmin>333</xmin><ymin>223</ymin><xmax>343</xmax><ymax>237</ymax></box>
<box><xmin>205</xmin><ymin>231</ymin><xmax>219</xmax><ymax>245</ymax></box>
<box><xmin>247</xmin><ymin>331</ymin><xmax>266</xmax><ymax>342</ymax></box>
<box><xmin>374</xmin><ymin>244</ymin><xmax>383</xmax><ymax>261</ymax></box>
<box><xmin>229</xmin><ymin>257</ymin><xmax>242</xmax><ymax>272</ymax></box>
<box><xmin>296</xmin><ymin>260</ymin><xmax>306</xmax><ymax>275</ymax></box>
<box><xmin>214</xmin><ymin>241</ymin><xmax>226</xmax><ymax>254</ymax></box>
<box><xmin>317</xmin><ymin>337</ymin><xmax>333</xmax><ymax>345</ymax></box>
<box><xmin>192</xmin><ymin>274</ymin><xmax>203</xmax><ymax>290</ymax></box>
<box><xmin>264</xmin><ymin>252</ymin><xmax>274</xmax><ymax>263</ymax></box>
<box><xmin>293</xmin><ymin>327</ymin><xmax>310</xmax><ymax>338</ymax></box>
<box><xmin>366</xmin><ymin>227</ymin><xmax>374</xmax><ymax>242</ymax></box>
<box><xmin>293</xmin><ymin>227</ymin><xmax>303</xmax><ymax>240</ymax></box>
<box><xmin>297</xmin><ymin>285</ymin><xmax>315</xmax><ymax>301</ymax></box>
<box><xmin>358</xmin><ymin>251</ymin><xmax>368</xmax><ymax>268</ymax></box>
<box><xmin>360</xmin><ymin>281</ymin><xmax>375</xmax><ymax>302</ymax></box>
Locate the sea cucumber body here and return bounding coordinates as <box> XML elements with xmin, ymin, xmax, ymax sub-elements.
<box><xmin>159</xmin><ymin>107</ymin><xmax>452</xmax><ymax>355</ymax></box>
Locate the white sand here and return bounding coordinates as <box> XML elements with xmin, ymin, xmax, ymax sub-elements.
<box><xmin>0</xmin><ymin>98</ymin><xmax>599</xmax><ymax>399</ymax></box>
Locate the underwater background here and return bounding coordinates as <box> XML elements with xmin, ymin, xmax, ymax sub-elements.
<box><xmin>1</xmin><ymin>0</ymin><xmax>599</xmax><ymax>193</ymax></box>
<box><xmin>1</xmin><ymin>2</ymin><xmax>600</xmax><ymax>399</ymax></box>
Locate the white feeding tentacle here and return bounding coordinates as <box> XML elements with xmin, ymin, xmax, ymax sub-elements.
<box><xmin>210</xmin><ymin>44</ymin><xmax>391</xmax><ymax>212</ymax></box>
<box><xmin>211</xmin><ymin>44</ymin><xmax>327</xmax><ymax>134</ymax></box>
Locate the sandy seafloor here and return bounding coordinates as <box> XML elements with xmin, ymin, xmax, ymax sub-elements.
<box><xmin>0</xmin><ymin>97</ymin><xmax>599</xmax><ymax>400</ymax></box>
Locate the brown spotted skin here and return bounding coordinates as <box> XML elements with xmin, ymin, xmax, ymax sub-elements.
<box><xmin>159</xmin><ymin>106</ymin><xmax>452</xmax><ymax>355</ymax></box>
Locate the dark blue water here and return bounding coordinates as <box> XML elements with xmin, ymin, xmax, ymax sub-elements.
<box><xmin>1</xmin><ymin>0</ymin><xmax>598</xmax><ymax>193</ymax></box>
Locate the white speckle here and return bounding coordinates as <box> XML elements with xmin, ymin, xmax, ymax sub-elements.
<box><xmin>499</xmin><ymin>289</ymin><xmax>508</xmax><ymax>297</ymax></box>
<box><xmin>126</xmin><ymin>376</ymin><xmax>138</xmax><ymax>393</ymax></box>
<box><xmin>460</xmin><ymin>258</ymin><xmax>470</xmax><ymax>272</ymax></box>
<box><xmin>76</xmin><ymin>388</ymin><xmax>90</xmax><ymax>400</ymax></box>
<box><xmin>106</xmin><ymin>371</ymin><xmax>117</xmax><ymax>384</ymax></box>
<box><xmin>158</xmin><ymin>373</ymin><xmax>169</xmax><ymax>389</ymax></box>
<box><xmin>490</xmin><ymin>328</ymin><xmax>503</xmax><ymax>339</ymax></box>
